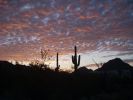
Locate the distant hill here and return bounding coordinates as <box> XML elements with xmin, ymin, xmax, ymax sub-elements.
<box><xmin>0</xmin><ymin>61</ymin><xmax>14</xmax><ymax>69</ymax></box>
<box><xmin>97</xmin><ymin>58</ymin><xmax>133</xmax><ymax>71</ymax></box>
<box><xmin>74</xmin><ymin>67</ymin><xmax>93</xmax><ymax>74</ymax></box>
<box><xmin>0</xmin><ymin>61</ymin><xmax>13</xmax><ymax>66</ymax></box>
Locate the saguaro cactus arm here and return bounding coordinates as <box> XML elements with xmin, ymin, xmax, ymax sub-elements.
<box><xmin>72</xmin><ymin>55</ymin><xmax>75</xmax><ymax>64</ymax></box>
<box><xmin>77</xmin><ymin>55</ymin><xmax>80</xmax><ymax>66</ymax></box>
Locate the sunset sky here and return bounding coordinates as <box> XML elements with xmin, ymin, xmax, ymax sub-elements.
<box><xmin>0</xmin><ymin>0</ymin><xmax>133</xmax><ymax>70</ymax></box>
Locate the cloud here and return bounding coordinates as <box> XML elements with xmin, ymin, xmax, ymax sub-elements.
<box><xmin>52</xmin><ymin>12</ymin><xmax>60</xmax><ymax>19</ymax></box>
<box><xmin>0</xmin><ymin>0</ymin><xmax>133</xmax><ymax>62</ymax></box>
<box><xmin>0</xmin><ymin>33</ymin><xmax>40</xmax><ymax>46</ymax></box>
<box><xmin>74</xmin><ymin>27</ymin><xmax>92</xmax><ymax>33</ymax></box>
<box><xmin>42</xmin><ymin>17</ymin><xmax>50</xmax><ymax>25</ymax></box>
<box><xmin>20</xmin><ymin>3</ymin><xmax>35</xmax><ymax>11</ymax></box>
<box><xmin>79</xmin><ymin>15</ymin><xmax>98</xmax><ymax>20</ymax></box>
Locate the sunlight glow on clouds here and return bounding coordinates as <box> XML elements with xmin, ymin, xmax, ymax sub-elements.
<box><xmin>0</xmin><ymin>0</ymin><xmax>133</xmax><ymax>68</ymax></box>
<box><xmin>0</xmin><ymin>33</ymin><xmax>40</xmax><ymax>46</ymax></box>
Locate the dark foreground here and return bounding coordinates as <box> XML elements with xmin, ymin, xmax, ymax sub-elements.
<box><xmin>0</xmin><ymin>58</ymin><xmax>133</xmax><ymax>100</ymax></box>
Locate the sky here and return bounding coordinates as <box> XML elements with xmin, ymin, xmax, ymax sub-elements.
<box><xmin>0</xmin><ymin>0</ymin><xmax>133</xmax><ymax>70</ymax></box>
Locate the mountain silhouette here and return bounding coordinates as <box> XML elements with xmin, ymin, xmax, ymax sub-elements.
<box><xmin>0</xmin><ymin>61</ymin><xmax>13</xmax><ymax>66</ymax></box>
<box><xmin>97</xmin><ymin>58</ymin><xmax>133</xmax><ymax>71</ymax></box>
<box><xmin>74</xmin><ymin>67</ymin><xmax>93</xmax><ymax>74</ymax></box>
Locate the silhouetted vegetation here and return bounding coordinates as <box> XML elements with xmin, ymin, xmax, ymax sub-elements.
<box><xmin>55</xmin><ymin>52</ymin><xmax>60</xmax><ymax>72</ymax></box>
<box><xmin>72</xmin><ymin>46</ymin><xmax>81</xmax><ymax>72</ymax></box>
<box><xmin>40</xmin><ymin>48</ymin><xmax>52</xmax><ymax>65</ymax></box>
<box><xmin>0</xmin><ymin>58</ymin><xmax>133</xmax><ymax>100</ymax></box>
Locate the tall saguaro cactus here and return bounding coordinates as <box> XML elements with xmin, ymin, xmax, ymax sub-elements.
<box><xmin>55</xmin><ymin>52</ymin><xmax>60</xmax><ymax>72</ymax></box>
<box><xmin>72</xmin><ymin>46</ymin><xmax>81</xmax><ymax>71</ymax></box>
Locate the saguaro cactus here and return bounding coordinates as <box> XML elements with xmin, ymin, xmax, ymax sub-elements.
<box><xmin>55</xmin><ymin>52</ymin><xmax>60</xmax><ymax>72</ymax></box>
<box><xmin>72</xmin><ymin>46</ymin><xmax>81</xmax><ymax>71</ymax></box>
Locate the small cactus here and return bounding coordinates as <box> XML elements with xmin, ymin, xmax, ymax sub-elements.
<box><xmin>55</xmin><ymin>52</ymin><xmax>60</xmax><ymax>72</ymax></box>
<box><xmin>72</xmin><ymin>46</ymin><xmax>81</xmax><ymax>71</ymax></box>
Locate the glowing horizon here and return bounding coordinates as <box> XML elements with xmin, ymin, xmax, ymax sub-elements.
<box><xmin>8</xmin><ymin>50</ymin><xmax>133</xmax><ymax>71</ymax></box>
<box><xmin>0</xmin><ymin>0</ymin><xmax>133</xmax><ymax>70</ymax></box>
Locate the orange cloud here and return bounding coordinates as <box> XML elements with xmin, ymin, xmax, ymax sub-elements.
<box><xmin>0</xmin><ymin>23</ymin><xmax>30</xmax><ymax>30</ymax></box>
<box><xmin>74</xmin><ymin>27</ymin><xmax>92</xmax><ymax>33</ymax></box>
<box><xmin>79</xmin><ymin>14</ymin><xmax>98</xmax><ymax>20</ymax></box>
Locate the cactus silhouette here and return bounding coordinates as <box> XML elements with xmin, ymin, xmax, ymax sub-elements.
<box><xmin>72</xmin><ymin>46</ymin><xmax>81</xmax><ymax>71</ymax></box>
<box><xmin>55</xmin><ymin>52</ymin><xmax>60</xmax><ymax>72</ymax></box>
